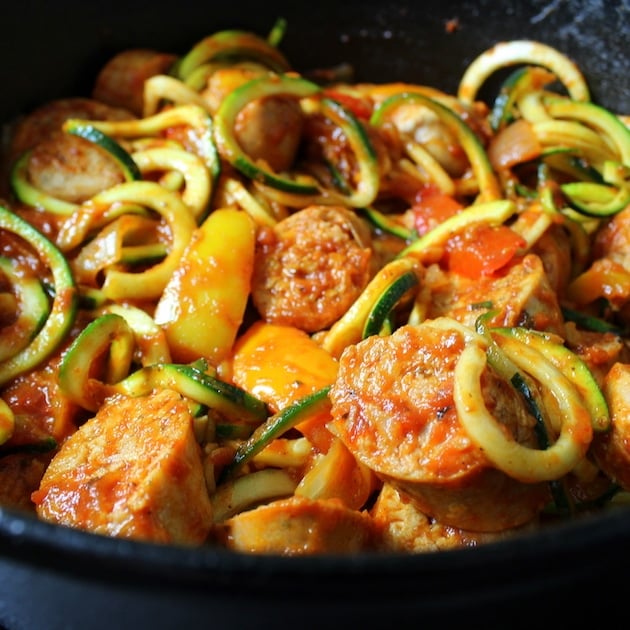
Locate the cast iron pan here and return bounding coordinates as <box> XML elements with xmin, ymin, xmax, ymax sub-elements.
<box><xmin>0</xmin><ymin>1</ymin><xmax>629</xmax><ymax>628</ymax></box>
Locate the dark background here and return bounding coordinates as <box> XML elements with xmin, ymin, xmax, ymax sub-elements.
<box><xmin>0</xmin><ymin>0</ymin><xmax>628</xmax><ymax>122</ymax></box>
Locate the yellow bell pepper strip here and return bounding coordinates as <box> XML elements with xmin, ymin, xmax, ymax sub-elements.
<box><xmin>10</xmin><ymin>151</ymin><xmax>78</xmax><ymax>215</ymax></box>
<box><xmin>370</xmin><ymin>92</ymin><xmax>502</xmax><ymax>202</ymax></box>
<box><xmin>0</xmin><ymin>205</ymin><xmax>77</xmax><ymax>386</ymax></box>
<box><xmin>0</xmin><ymin>256</ymin><xmax>50</xmax><ymax>363</ymax></box>
<box><xmin>153</xmin><ymin>207</ymin><xmax>256</xmax><ymax>366</ymax></box>
<box><xmin>175</xmin><ymin>28</ymin><xmax>291</xmax><ymax>86</ymax></box>
<box><xmin>81</xmin><ymin>181</ymin><xmax>196</xmax><ymax>301</ymax></box>
<box><xmin>213</xmin><ymin>74</ymin><xmax>321</xmax><ymax>194</ymax></box>
<box><xmin>58</xmin><ymin>313</ymin><xmax>134</xmax><ymax>412</ymax></box>
<box><xmin>457</xmin><ymin>40</ymin><xmax>590</xmax><ymax>105</ymax></box>
<box><xmin>229</xmin><ymin>321</ymin><xmax>339</xmax><ymax>451</ymax></box>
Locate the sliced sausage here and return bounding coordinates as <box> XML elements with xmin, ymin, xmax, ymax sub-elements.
<box><xmin>251</xmin><ymin>205</ymin><xmax>373</xmax><ymax>332</ymax></box>
<box><xmin>32</xmin><ymin>389</ymin><xmax>213</xmax><ymax>544</ymax></box>
<box><xmin>328</xmin><ymin>318</ymin><xmax>550</xmax><ymax>531</ymax></box>
<box><xmin>215</xmin><ymin>495</ymin><xmax>381</xmax><ymax>554</ymax></box>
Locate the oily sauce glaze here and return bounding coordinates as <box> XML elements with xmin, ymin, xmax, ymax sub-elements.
<box><xmin>0</xmin><ymin>16</ymin><xmax>628</xmax><ymax>557</ymax></box>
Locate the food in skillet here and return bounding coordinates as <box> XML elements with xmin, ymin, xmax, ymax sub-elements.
<box><xmin>0</xmin><ymin>21</ymin><xmax>628</xmax><ymax>553</ymax></box>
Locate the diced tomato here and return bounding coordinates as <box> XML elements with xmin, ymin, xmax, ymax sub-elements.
<box><xmin>411</xmin><ymin>188</ymin><xmax>463</xmax><ymax>235</ymax></box>
<box><xmin>322</xmin><ymin>89</ymin><xmax>373</xmax><ymax>120</ymax></box>
<box><xmin>445</xmin><ymin>224</ymin><xmax>526</xmax><ymax>279</ymax></box>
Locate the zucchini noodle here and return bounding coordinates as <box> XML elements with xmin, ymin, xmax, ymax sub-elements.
<box><xmin>143</xmin><ymin>74</ymin><xmax>210</xmax><ymax>117</ymax></box>
<box><xmin>58</xmin><ymin>313</ymin><xmax>134</xmax><ymax>411</ymax></box>
<box><xmin>371</xmin><ymin>91</ymin><xmax>502</xmax><ymax>201</ymax></box>
<box><xmin>10</xmin><ymin>152</ymin><xmax>79</xmax><ymax>215</ymax></box>
<box><xmin>131</xmin><ymin>147</ymin><xmax>212</xmax><ymax>220</ymax></box>
<box><xmin>0</xmin><ymin>257</ymin><xmax>50</xmax><ymax>362</ymax></box>
<box><xmin>454</xmin><ymin>340</ymin><xmax>592</xmax><ymax>483</ymax></box>
<box><xmin>0</xmin><ymin>206</ymin><xmax>77</xmax><ymax>386</ymax></box>
<box><xmin>75</xmin><ymin>181</ymin><xmax>196</xmax><ymax>301</ymax></box>
<box><xmin>457</xmin><ymin>40</ymin><xmax>590</xmax><ymax>104</ymax></box>
<box><xmin>0</xmin><ymin>397</ymin><xmax>14</xmax><ymax>445</ymax></box>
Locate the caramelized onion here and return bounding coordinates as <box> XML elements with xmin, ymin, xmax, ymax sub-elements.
<box><xmin>487</xmin><ymin>118</ymin><xmax>541</xmax><ymax>170</ymax></box>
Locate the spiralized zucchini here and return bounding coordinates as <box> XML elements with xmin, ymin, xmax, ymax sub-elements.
<box><xmin>1</xmin><ymin>23</ymin><xmax>629</xmax><ymax>554</ymax></box>
<box><xmin>454</xmin><ymin>338</ymin><xmax>592</xmax><ymax>483</ymax></box>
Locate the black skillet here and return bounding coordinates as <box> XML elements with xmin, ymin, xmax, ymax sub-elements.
<box><xmin>0</xmin><ymin>0</ymin><xmax>628</xmax><ymax>628</ymax></box>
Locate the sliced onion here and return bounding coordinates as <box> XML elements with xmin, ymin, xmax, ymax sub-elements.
<box><xmin>487</xmin><ymin>118</ymin><xmax>542</xmax><ymax>170</ymax></box>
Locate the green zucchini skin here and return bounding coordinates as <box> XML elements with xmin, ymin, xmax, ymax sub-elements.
<box><xmin>0</xmin><ymin>256</ymin><xmax>50</xmax><ymax>362</ymax></box>
<box><xmin>543</xmin><ymin>97</ymin><xmax>630</xmax><ymax>217</ymax></box>
<box><xmin>561</xmin><ymin>306</ymin><xmax>625</xmax><ymax>335</ymax></box>
<box><xmin>371</xmin><ymin>91</ymin><xmax>502</xmax><ymax>202</ymax></box>
<box><xmin>491</xmin><ymin>326</ymin><xmax>610</xmax><ymax>433</ymax></box>
<box><xmin>362</xmin><ymin>270</ymin><xmax>419</xmax><ymax>338</ymax></box>
<box><xmin>176</xmin><ymin>28</ymin><xmax>291</xmax><ymax>84</ymax></box>
<box><xmin>58</xmin><ymin>313</ymin><xmax>134</xmax><ymax>411</ymax></box>
<box><xmin>509</xmin><ymin>371</ymin><xmax>572</xmax><ymax>513</ymax></box>
<box><xmin>10</xmin><ymin>151</ymin><xmax>78</xmax><ymax>215</ymax></box>
<box><xmin>63</xmin><ymin>104</ymin><xmax>222</xmax><ymax>218</ymax></box>
<box><xmin>213</xmin><ymin>75</ymin><xmax>321</xmax><ymax>194</ymax></box>
<box><xmin>115</xmin><ymin>363</ymin><xmax>269</xmax><ymax>428</ymax></box>
<box><xmin>63</xmin><ymin>122</ymin><xmax>142</xmax><ymax>181</ymax></box>
<box><xmin>221</xmin><ymin>386</ymin><xmax>331</xmax><ymax>481</ymax></box>
<box><xmin>360</xmin><ymin>206</ymin><xmax>416</xmax><ymax>240</ymax></box>
<box><xmin>319</xmin><ymin>97</ymin><xmax>380</xmax><ymax>208</ymax></box>
<box><xmin>12</xmin><ymin>124</ymin><xmax>142</xmax><ymax>215</ymax></box>
<box><xmin>489</xmin><ymin>66</ymin><xmax>555</xmax><ymax>132</ymax></box>
<box><xmin>0</xmin><ymin>205</ymin><xmax>77</xmax><ymax>386</ymax></box>
<box><xmin>560</xmin><ymin>181</ymin><xmax>630</xmax><ymax>217</ymax></box>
